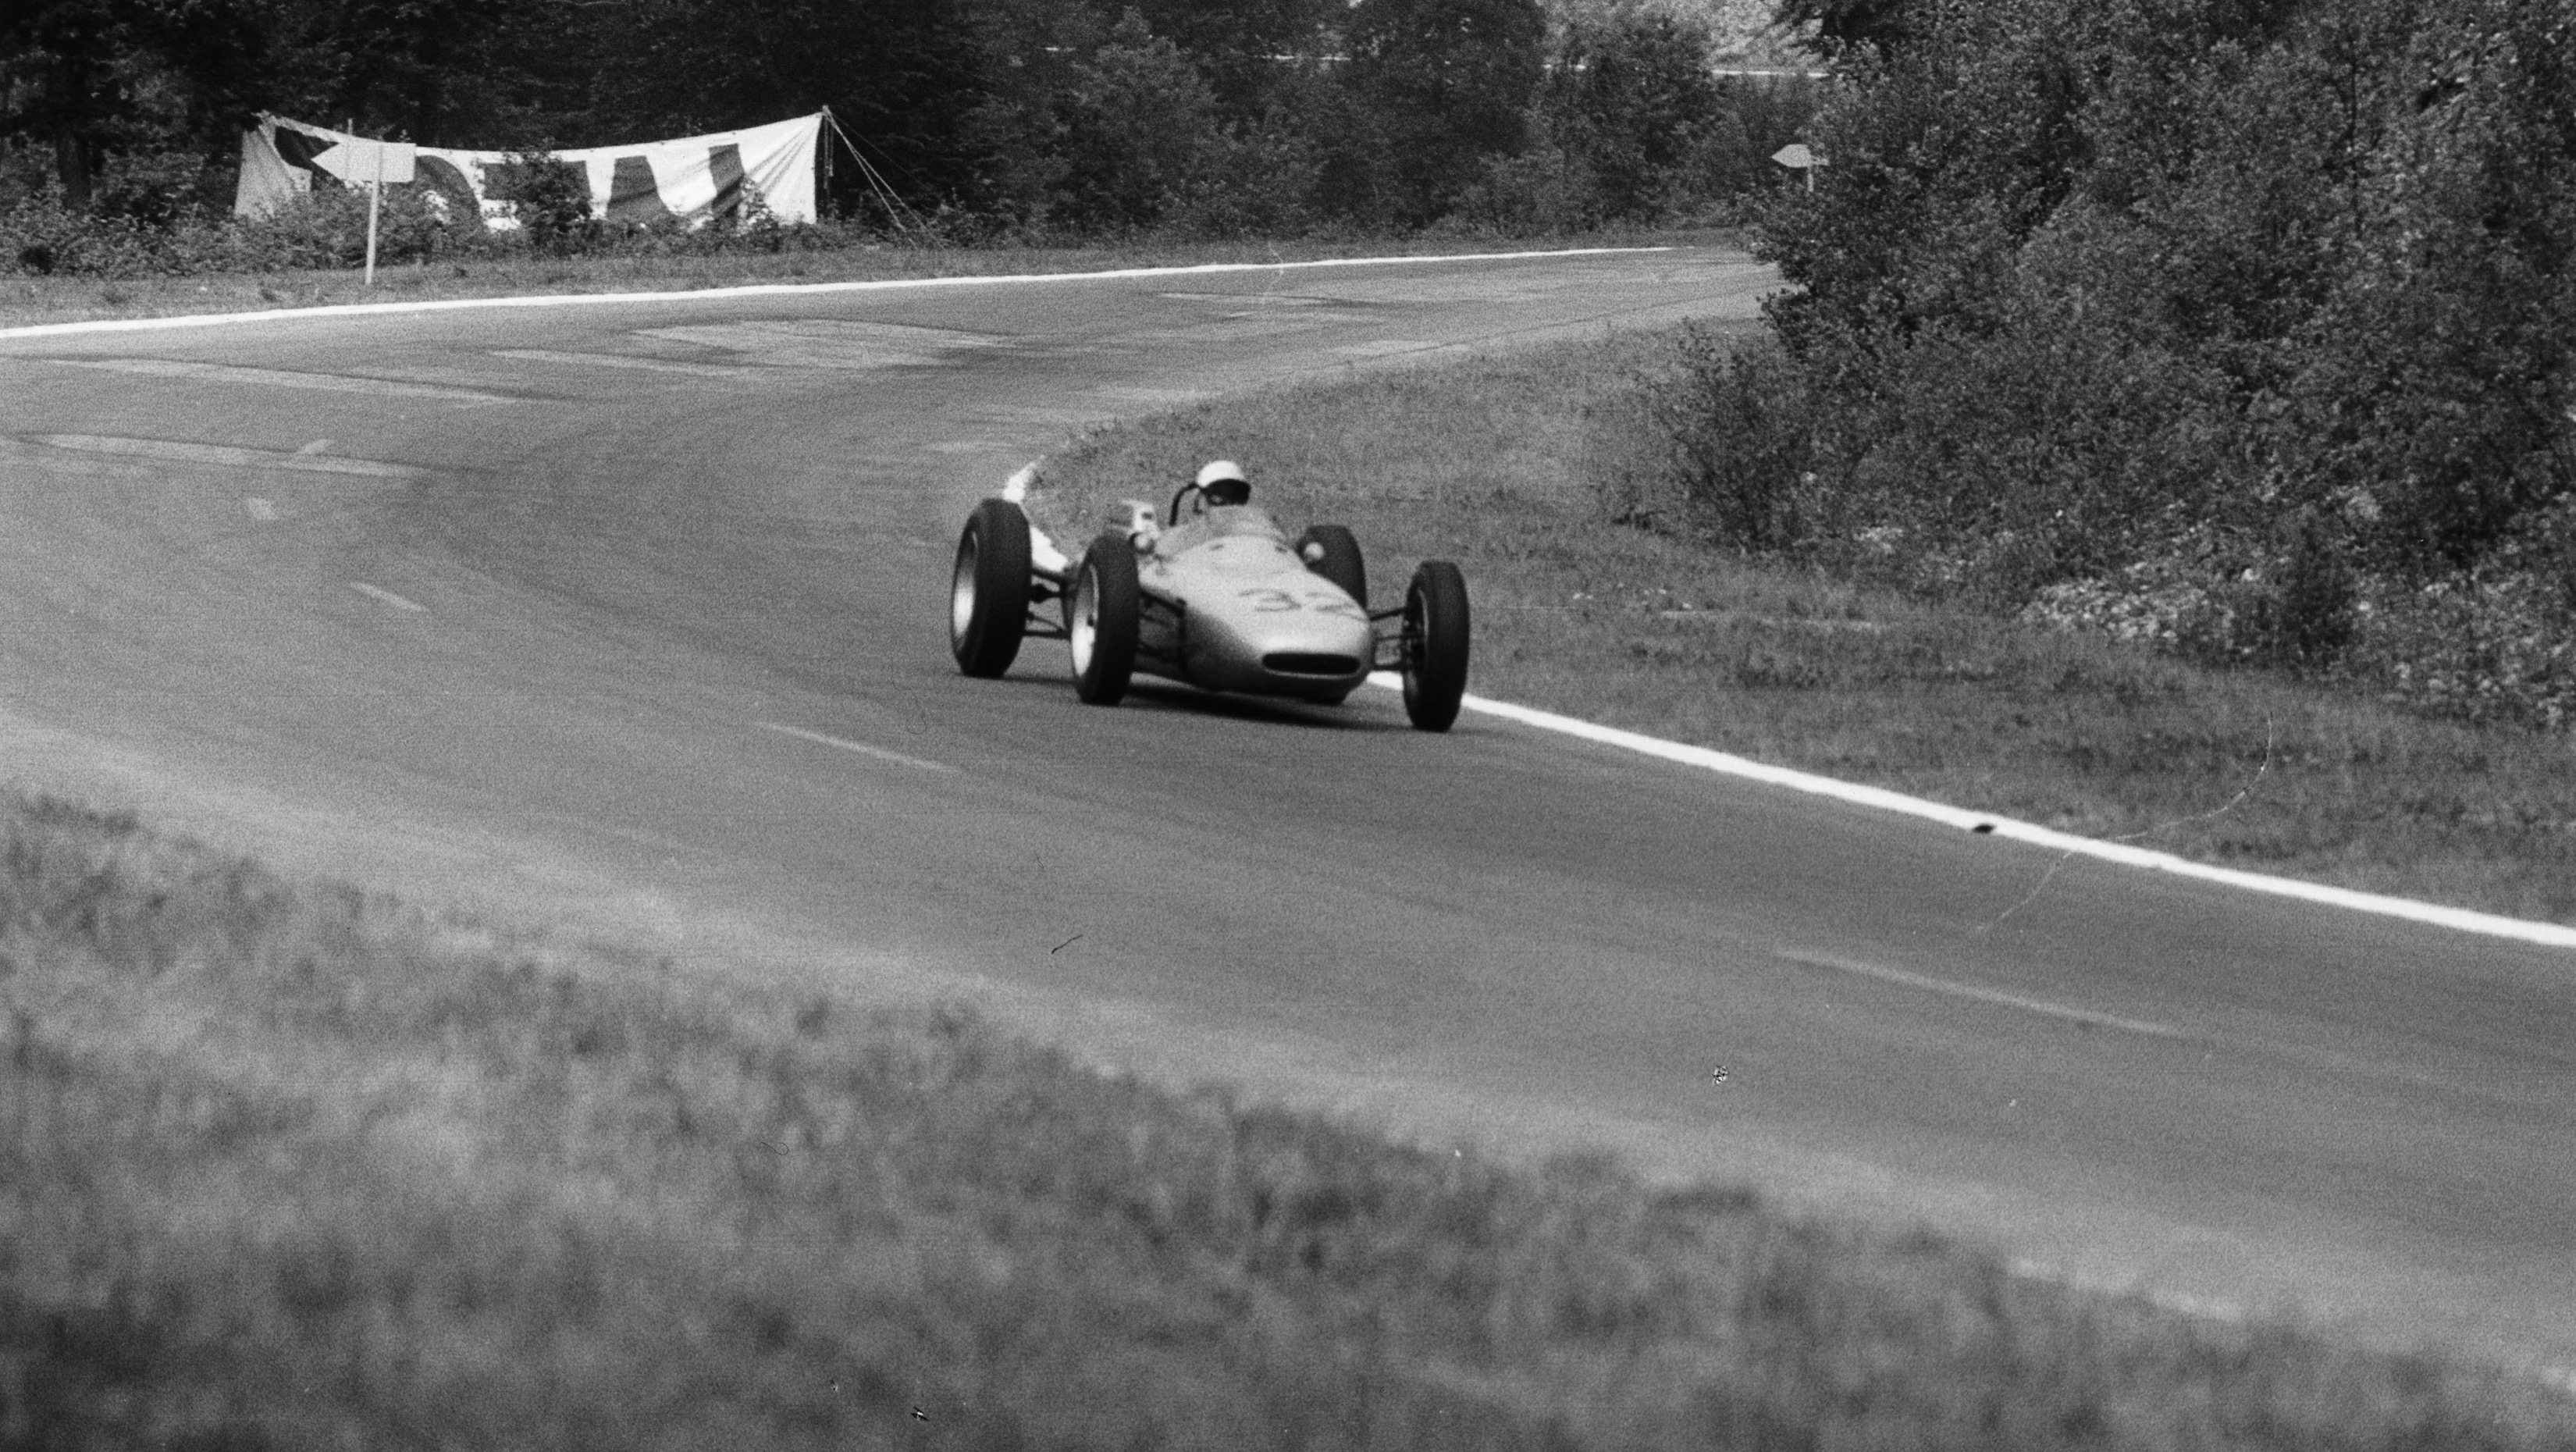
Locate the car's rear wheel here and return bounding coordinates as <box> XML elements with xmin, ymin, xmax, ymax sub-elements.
<box><xmin>951</xmin><ymin>497</ymin><xmax>1031</xmax><ymax>677</ymax></box>
<box><xmin>1069</xmin><ymin>532</ymin><xmax>1140</xmax><ymax>706</ymax></box>
<box><xmin>1296</xmin><ymin>524</ymin><xmax>1366</xmax><ymax>609</ymax></box>
<box><xmin>1402</xmin><ymin>560</ymin><xmax>1470</xmax><ymax>732</ymax></box>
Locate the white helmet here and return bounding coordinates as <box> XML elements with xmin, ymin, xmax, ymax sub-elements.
<box><xmin>1194</xmin><ymin>459</ymin><xmax>1251</xmax><ymax>507</ymax></box>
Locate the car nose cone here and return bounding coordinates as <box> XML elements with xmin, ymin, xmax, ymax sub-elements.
<box><xmin>1182</xmin><ymin>577</ymin><xmax>1374</xmax><ymax>699</ymax></box>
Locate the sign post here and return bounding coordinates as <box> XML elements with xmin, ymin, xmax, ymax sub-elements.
<box><xmin>1770</xmin><ymin>143</ymin><xmax>1821</xmax><ymax>193</ymax></box>
<box><xmin>317</xmin><ymin>133</ymin><xmax>418</xmax><ymax>285</ymax></box>
<box><xmin>365</xmin><ymin>144</ymin><xmax>382</xmax><ymax>285</ymax></box>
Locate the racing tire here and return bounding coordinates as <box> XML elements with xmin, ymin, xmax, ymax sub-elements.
<box><xmin>1069</xmin><ymin>532</ymin><xmax>1141</xmax><ymax>706</ymax></box>
<box><xmin>1401</xmin><ymin>560</ymin><xmax>1471</xmax><ymax>732</ymax></box>
<box><xmin>952</xmin><ymin>497</ymin><xmax>1031</xmax><ymax>678</ymax></box>
<box><xmin>1296</xmin><ymin>524</ymin><xmax>1367</xmax><ymax>610</ymax></box>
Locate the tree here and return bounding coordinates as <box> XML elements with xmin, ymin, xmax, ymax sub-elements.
<box><xmin>1344</xmin><ymin>0</ymin><xmax>1546</xmax><ymax>225</ymax></box>
<box><xmin>1538</xmin><ymin>9</ymin><xmax>1726</xmax><ymax>219</ymax></box>
<box><xmin>1773</xmin><ymin>0</ymin><xmax>1912</xmax><ymax>59</ymax></box>
<box><xmin>585</xmin><ymin>0</ymin><xmax>987</xmax><ymax>212</ymax></box>
<box><xmin>1122</xmin><ymin>0</ymin><xmax>1336</xmax><ymax>118</ymax></box>
<box><xmin>966</xmin><ymin>9</ymin><xmax>1229</xmax><ymax>232</ymax></box>
<box><xmin>287</xmin><ymin>0</ymin><xmax>522</xmax><ymax>145</ymax></box>
<box><xmin>0</xmin><ymin>0</ymin><xmax>272</xmax><ymax>208</ymax></box>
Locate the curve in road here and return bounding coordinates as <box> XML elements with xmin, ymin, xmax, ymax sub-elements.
<box><xmin>2</xmin><ymin>248</ymin><xmax>2569</xmax><ymax>1376</ymax></box>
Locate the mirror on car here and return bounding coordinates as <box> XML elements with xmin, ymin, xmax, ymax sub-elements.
<box><xmin>1115</xmin><ymin>500</ymin><xmax>1160</xmax><ymax>552</ymax></box>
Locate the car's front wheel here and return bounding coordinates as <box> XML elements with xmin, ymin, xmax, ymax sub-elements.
<box><xmin>1069</xmin><ymin>532</ymin><xmax>1140</xmax><ymax>706</ymax></box>
<box><xmin>1401</xmin><ymin>560</ymin><xmax>1470</xmax><ymax>731</ymax></box>
<box><xmin>952</xmin><ymin>497</ymin><xmax>1031</xmax><ymax>677</ymax></box>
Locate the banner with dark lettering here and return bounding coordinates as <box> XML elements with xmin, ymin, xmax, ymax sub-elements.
<box><xmin>233</xmin><ymin>113</ymin><xmax>822</xmax><ymax>229</ymax></box>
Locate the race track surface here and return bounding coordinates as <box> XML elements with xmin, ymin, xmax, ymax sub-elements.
<box><xmin>2</xmin><ymin>249</ymin><xmax>2570</xmax><ymax>1373</ymax></box>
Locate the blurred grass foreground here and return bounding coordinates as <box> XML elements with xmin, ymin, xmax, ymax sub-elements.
<box><xmin>5</xmin><ymin>789</ymin><xmax>2574</xmax><ymax>1449</ymax></box>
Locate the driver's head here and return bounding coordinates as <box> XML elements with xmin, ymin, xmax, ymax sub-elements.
<box><xmin>1195</xmin><ymin>459</ymin><xmax>1251</xmax><ymax>507</ymax></box>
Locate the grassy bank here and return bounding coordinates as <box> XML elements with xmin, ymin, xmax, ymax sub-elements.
<box><xmin>0</xmin><ymin>228</ymin><xmax>1731</xmax><ymax>333</ymax></box>
<box><xmin>1027</xmin><ymin>326</ymin><xmax>2576</xmax><ymax>925</ymax></box>
<box><xmin>5</xmin><ymin>789</ymin><xmax>2572</xmax><ymax>1448</ymax></box>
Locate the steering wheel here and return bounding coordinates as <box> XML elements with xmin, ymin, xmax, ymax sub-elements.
<box><xmin>1168</xmin><ymin>482</ymin><xmax>1204</xmax><ymax>526</ymax></box>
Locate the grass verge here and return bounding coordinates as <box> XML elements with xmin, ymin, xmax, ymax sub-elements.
<box><xmin>0</xmin><ymin>227</ymin><xmax>1733</xmax><ymax>333</ymax></box>
<box><xmin>5</xmin><ymin>789</ymin><xmax>2573</xmax><ymax>1448</ymax></box>
<box><xmin>1026</xmin><ymin>326</ymin><xmax>2576</xmax><ymax>925</ymax></box>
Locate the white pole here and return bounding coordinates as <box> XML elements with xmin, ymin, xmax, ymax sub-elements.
<box><xmin>365</xmin><ymin>139</ymin><xmax>382</xmax><ymax>286</ymax></box>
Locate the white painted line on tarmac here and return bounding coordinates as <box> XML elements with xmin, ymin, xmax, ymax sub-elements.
<box><xmin>1776</xmin><ymin>949</ymin><xmax>2188</xmax><ymax>1039</ymax></box>
<box><xmin>493</xmin><ymin>347</ymin><xmax>757</xmax><ymax>378</ymax></box>
<box><xmin>1361</xmin><ymin>672</ymin><xmax>2576</xmax><ymax>950</ymax></box>
<box><xmin>349</xmin><ymin>582</ymin><xmax>426</xmax><ymax>613</ymax></box>
<box><xmin>1159</xmin><ymin>290</ymin><xmax>1333</xmax><ymax>306</ymax></box>
<box><xmin>40</xmin><ymin>357</ymin><xmax>512</xmax><ymax>402</ymax></box>
<box><xmin>244</xmin><ymin>496</ymin><xmax>278</xmax><ymax>521</ymax></box>
<box><xmin>755</xmin><ymin>721</ymin><xmax>955</xmax><ymax>774</ymax></box>
<box><xmin>0</xmin><ymin>247</ymin><xmax>1673</xmax><ymax>341</ymax></box>
<box><xmin>29</xmin><ymin>432</ymin><xmax>426</xmax><ymax>478</ymax></box>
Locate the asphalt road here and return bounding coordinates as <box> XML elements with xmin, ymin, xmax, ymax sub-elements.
<box><xmin>2</xmin><ymin>248</ymin><xmax>2570</xmax><ymax>1375</ymax></box>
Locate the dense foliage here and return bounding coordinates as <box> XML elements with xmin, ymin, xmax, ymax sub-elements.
<box><xmin>1661</xmin><ymin>0</ymin><xmax>2576</xmax><ymax>728</ymax></box>
<box><xmin>1</xmin><ymin>0</ymin><xmax>1815</xmax><ymax>262</ymax></box>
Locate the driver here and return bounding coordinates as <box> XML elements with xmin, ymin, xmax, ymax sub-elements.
<box><xmin>1159</xmin><ymin>458</ymin><xmax>1273</xmax><ymax>549</ymax></box>
<box><xmin>1194</xmin><ymin>459</ymin><xmax>1251</xmax><ymax>509</ymax></box>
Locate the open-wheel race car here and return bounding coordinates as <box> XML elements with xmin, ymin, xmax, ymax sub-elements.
<box><xmin>950</xmin><ymin>461</ymin><xmax>1471</xmax><ymax>731</ymax></box>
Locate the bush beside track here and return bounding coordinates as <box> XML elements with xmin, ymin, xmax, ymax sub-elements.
<box><xmin>1705</xmin><ymin>0</ymin><xmax>2576</xmax><ymax>736</ymax></box>
<box><xmin>5</xmin><ymin>789</ymin><xmax>2574</xmax><ymax>1449</ymax></box>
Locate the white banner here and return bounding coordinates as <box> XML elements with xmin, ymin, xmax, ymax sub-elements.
<box><xmin>234</xmin><ymin>113</ymin><xmax>822</xmax><ymax>229</ymax></box>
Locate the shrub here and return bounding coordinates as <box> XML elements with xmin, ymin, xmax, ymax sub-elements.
<box><xmin>3</xmin><ymin>176</ymin><xmax>510</xmax><ymax>279</ymax></box>
<box><xmin>1649</xmin><ymin>329</ymin><xmax>1830</xmax><ymax>553</ymax></box>
<box><xmin>2353</xmin><ymin>569</ymin><xmax>2576</xmax><ymax>731</ymax></box>
<box><xmin>966</xmin><ymin>12</ymin><xmax>1233</xmax><ymax>237</ymax></box>
<box><xmin>1429</xmin><ymin>6</ymin><xmax>1810</xmax><ymax>234</ymax></box>
<box><xmin>2337</xmin><ymin>496</ymin><xmax>2576</xmax><ymax>728</ymax></box>
<box><xmin>722</xmin><ymin>180</ymin><xmax>788</xmax><ymax>251</ymax></box>
<box><xmin>1448</xmin><ymin>142</ymin><xmax>1604</xmax><ymax>233</ymax></box>
<box><xmin>1534</xmin><ymin>9</ymin><xmax>1728</xmax><ymax>223</ymax></box>
<box><xmin>1166</xmin><ymin>122</ymin><xmax>1324</xmax><ymax>239</ymax></box>
<box><xmin>222</xmin><ymin>183</ymin><xmax>473</xmax><ymax>270</ymax></box>
<box><xmin>1669</xmin><ymin>0</ymin><xmax>2576</xmax><ymax>720</ymax></box>
<box><xmin>2</xmin><ymin>195</ymin><xmax>166</xmax><ymax>277</ymax></box>
<box><xmin>482</xmin><ymin>151</ymin><xmax>599</xmax><ymax>253</ymax></box>
<box><xmin>2274</xmin><ymin>509</ymin><xmax>2357</xmax><ymax>665</ymax></box>
<box><xmin>1344</xmin><ymin>0</ymin><xmax>1550</xmax><ymax>227</ymax></box>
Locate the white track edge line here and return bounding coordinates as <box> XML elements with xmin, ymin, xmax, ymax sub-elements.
<box><xmin>0</xmin><ymin>247</ymin><xmax>1674</xmax><ymax>341</ymax></box>
<box><xmin>754</xmin><ymin>721</ymin><xmax>954</xmax><ymax>774</ymax></box>
<box><xmin>1360</xmin><ymin>673</ymin><xmax>2576</xmax><ymax>950</ymax></box>
<box><xmin>1777</xmin><ymin>950</ymin><xmax>2189</xmax><ymax>1038</ymax></box>
<box><xmin>348</xmin><ymin>582</ymin><xmax>425</xmax><ymax>613</ymax></box>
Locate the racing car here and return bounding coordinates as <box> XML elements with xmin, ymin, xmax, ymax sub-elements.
<box><xmin>949</xmin><ymin>461</ymin><xmax>1470</xmax><ymax>731</ymax></box>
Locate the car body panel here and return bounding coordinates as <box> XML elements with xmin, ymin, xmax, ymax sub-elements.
<box><xmin>1124</xmin><ymin>506</ymin><xmax>1374</xmax><ymax>700</ymax></box>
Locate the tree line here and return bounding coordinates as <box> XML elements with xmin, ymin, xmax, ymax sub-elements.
<box><xmin>1</xmin><ymin>0</ymin><xmax>1815</xmax><ymax>240</ymax></box>
<box><xmin>1662</xmin><ymin>0</ymin><xmax>2576</xmax><ymax>728</ymax></box>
